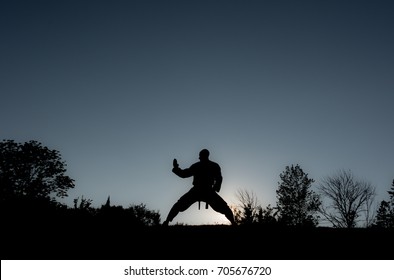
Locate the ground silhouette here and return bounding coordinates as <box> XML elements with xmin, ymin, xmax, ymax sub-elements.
<box><xmin>3</xmin><ymin>216</ymin><xmax>393</xmax><ymax>260</ymax></box>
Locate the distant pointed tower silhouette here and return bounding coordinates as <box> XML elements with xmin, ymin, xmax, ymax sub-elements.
<box><xmin>104</xmin><ymin>195</ymin><xmax>111</xmax><ymax>208</ymax></box>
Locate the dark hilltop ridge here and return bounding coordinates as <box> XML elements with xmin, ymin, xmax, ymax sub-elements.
<box><xmin>3</xmin><ymin>219</ymin><xmax>393</xmax><ymax>260</ymax></box>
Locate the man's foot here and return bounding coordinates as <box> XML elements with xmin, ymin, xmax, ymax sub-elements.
<box><xmin>162</xmin><ymin>220</ymin><xmax>169</xmax><ymax>226</ymax></box>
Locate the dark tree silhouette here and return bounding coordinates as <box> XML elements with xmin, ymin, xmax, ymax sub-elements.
<box><xmin>232</xmin><ymin>189</ymin><xmax>277</xmax><ymax>226</ymax></box>
<box><xmin>0</xmin><ymin>139</ymin><xmax>75</xmax><ymax>203</ymax></box>
<box><xmin>374</xmin><ymin>179</ymin><xmax>394</xmax><ymax>228</ymax></box>
<box><xmin>125</xmin><ymin>203</ymin><xmax>161</xmax><ymax>226</ymax></box>
<box><xmin>97</xmin><ymin>196</ymin><xmax>161</xmax><ymax>226</ymax></box>
<box><xmin>276</xmin><ymin>164</ymin><xmax>321</xmax><ymax>227</ymax></box>
<box><xmin>71</xmin><ymin>195</ymin><xmax>96</xmax><ymax>218</ymax></box>
<box><xmin>318</xmin><ymin>169</ymin><xmax>376</xmax><ymax>228</ymax></box>
<box><xmin>255</xmin><ymin>204</ymin><xmax>277</xmax><ymax>225</ymax></box>
<box><xmin>233</xmin><ymin>189</ymin><xmax>260</xmax><ymax>225</ymax></box>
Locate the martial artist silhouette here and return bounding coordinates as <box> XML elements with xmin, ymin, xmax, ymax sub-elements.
<box><xmin>162</xmin><ymin>149</ymin><xmax>236</xmax><ymax>226</ymax></box>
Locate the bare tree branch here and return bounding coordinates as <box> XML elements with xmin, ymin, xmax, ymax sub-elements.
<box><xmin>318</xmin><ymin>169</ymin><xmax>376</xmax><ymax>228</ymax></box>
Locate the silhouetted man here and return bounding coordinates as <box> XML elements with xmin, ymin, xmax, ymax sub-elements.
<box><xmin>162</xmin><ymin>149</ymin><xmax>236</xmax><ymax>226</ymax></box>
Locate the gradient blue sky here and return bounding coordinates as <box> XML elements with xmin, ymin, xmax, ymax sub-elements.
<box><xmin>1</xmin><ymin>0</ymin><xmax>393</xmax><ymax>225</ymax></box>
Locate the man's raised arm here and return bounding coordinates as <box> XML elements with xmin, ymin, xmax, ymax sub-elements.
<box><xmin>172</xmin><ymin>158</ymin><xmax>193</xmax><ymax>178</ymax></box>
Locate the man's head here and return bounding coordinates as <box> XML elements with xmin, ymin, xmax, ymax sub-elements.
<box><xmin>199</xmin><ymin>149</ymin><xmax>210</xmax><ymax>161</ymax></box>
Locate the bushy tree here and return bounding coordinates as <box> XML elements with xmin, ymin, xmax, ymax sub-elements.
<box><xmin>125</xmin><ymin>203</ymin><xmax>161</xmax><ymax>226</ymax></box>
<box><xmin>232</xmin><ymin>189</ymin><xmax>277</xmax><ymax>226</ymax></box>
<box><xmin>374</xmin><ymin>179</ymin><xmax>394</xmax><ymax>228</ymax></box>
<box><xmin>233</xmin><ymin>189</ymin><xmax>260</xmax><ymax>225</ymax></box>
<box><xmin>0</xmin><ymin>139</ymin><xmax>75</xmax><ymax>202</ymax></box>
<box><xmin>90</xmin><ymin>196</ymin><xmax>161</xmax><ymax>226</ymax></box>
<box><xmin>255</xmin><ymin>204</ymin><xmax>277</xmax><ymax>225</ymax></box>
<box><xmin>71</xmin><ymin>195</ymin><xmax>96</xmax><ymax>218</ymax></box>
<box><xmin>276</xmin><ymin>164</ymin><xmax>321</xmax><ymax>227</ymax></box>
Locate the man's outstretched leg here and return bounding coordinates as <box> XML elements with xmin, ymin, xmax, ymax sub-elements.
<box><xmin>162</xmin><ymin>190</ymin><xmax>196</xmax><ymax>226</ymax></box>
<box><xmin>162</xmin><ymin>204</ymin><xmax>179</xmax><ymax>226</ymax></box>
<box><xmin>224</xmin><ymin>206</ymin><xmax>236</xmax><ymax>226</ymax></box>
<box><xmin>209</xmin><ymin>192</ymin><xmax>237</xmax><ymax>226</ymax></box>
